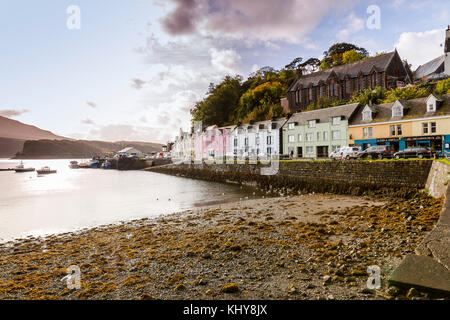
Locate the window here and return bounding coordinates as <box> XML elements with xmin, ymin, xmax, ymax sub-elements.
<box><xmin>288</xmin><ymin>135</ymin><xmax>295</xmax><ymax>142</ymax></box>
<box><xmin>256</xmin><ymin>137</ymin><xmax>260</xmax><ymax>145</ymax></box>
<box><xmin>332</xmin><ymin>117</ymin><xmax>341</xmax><ymax>125</ymax></box>
<box><xmin>319</xmin><ymin>86</ymin><xmax>324</xmax><ymax>97</ymax></box>
<box><xmin>309</xmin><ymin>88</ymin><xmax>313</xmax><ymax>100</ymax></box>
<box><xmin>363</xmin><ymin>127</ymin><xmax>373</xmax><ymax>138</ymax></box>
<box><xmin>288</xmin><ymin>123</ymin><xmax>295</xmax><ymax>130</ymax></box>
<box><xmin>267</xmin><ymin>136</ymin><xmax>272</xmax><ymax>145</ymax></box>
<box><xmin>298</xmin><ymin>134</ymin><xmax>302</xmax><ymax>141</ymax></box>
<box><xmin>431</xmin><ymin>122</ymin><xmax>436</xmax><ymax>133</ymax></box>
<box><xmin>359</xmin><ymin>77</ymin><xmax>363</xmax><ymax>91</ymax></box>
<box><xmin>234</xmin><ymin>138</ymin><xmax>238</xmax><ymax>147</ymax></box>
<box><xmin>392</xmin><ymin>105</ymin><xmax>403</xmax><ymax>117</ymax></box>
<box><xmin>308</xmin><ymin>120</ymin><xmax>316</xmax><ymax>128</ymax></box>
<box><xmin>428</xmin><ymin>102</ymin><xmax>435</xmax><ymax>112</ymax></box>
<box><xmin>362</xmin><ymin>110</ymin><xmax>372</xmax><ymax>121</ymax></box>
<box><xmin>390</xmin><ymin>125</ymin><xmax>396</xmax><ymax>136</ymax></box>
<box><xmin>244</xmin><ymin>138</ymin><xmax>249</xmax><ymax>147</ymax></box>
<box><xmin>333</xmin><ymin>83</ymin><xmax>337</xmax><ymax>96</ymax></box>
<box><xmin>345</xmin><ymin>80</ymin><xmax>351</xmax><ymax>94</ymax></box>
<box><xmin>423</xmin><ymin>122</ymin><xmax>429</xmax><ymax>134</ymax></box>
<box><xmin>332</xmin><ymin>130</ymin><xmax>341</xmax><ymax>140</ymax></box>
<box><xmin>267</xmin><ymin>147</ymin><xmax>272</xmax><ymax>155</ymax></box>
<box><xmin>323</xmin><ymin>131</ymin><xmax>329</xmax><ymax>141</ymax></box>
<box><xmin>397</xmin><ymin>125</ymin><xmax>402</xmax><ymax>136</ymax></box>
<box><xmin>306</xmin><ymin>146</ymin><xmax>314</xmax><ymax>154</ymax></box>
<box><xmin>295</xmin><ymin>90</ymin><xmax>300</xmax><ymax>103</ymax></box>
<box><xmin>306</xmin><ymin>133</ymin><xmax>313</xmax><ymax>141</ymax></box>
<box><xmin>317</xmin><ymin>132</ymin><xmax>321</xmax><ymax>141</ymax></box>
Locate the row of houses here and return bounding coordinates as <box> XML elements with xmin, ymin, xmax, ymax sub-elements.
<box><xmin>173</xmin><ymin>93</ymin><xmax>450</xmax><ymax>161</ymax></box>
<box><xmin>172</xmin><ymin>27</ymin><xmax>450</xmax><ymax>161</ymax></box>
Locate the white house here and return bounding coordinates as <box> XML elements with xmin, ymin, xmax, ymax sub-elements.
<box><xmin>115</xmin><ymin>147</ymin><xmax>144</xmax><ymax>157</ymax></box>
<box><xmin>230</xmin><ymin>118</ymin><xmax>287</xmax><ymax>158</ymax></box>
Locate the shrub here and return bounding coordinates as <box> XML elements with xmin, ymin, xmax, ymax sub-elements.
<box><xmin>382</xmin><ymin>85</ymin><xmax>429</xmax><ymax>103</ymax></box>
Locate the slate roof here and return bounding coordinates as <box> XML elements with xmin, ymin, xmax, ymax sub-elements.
<box><xmin>350</xmin><ymin>94</ymin><xmax>450</xmax><ymax>125</ymax></box>
<box><xmin>286</xmin><ymin>103</ymin><xmax>360</xmax><ymax>125</ymax></box>
<box><xmin>414</xmin><ymin>55</ymin><xmax>445</xmax><ymax>79</ymax></box>
<box><xmin>288</xmin><ymin>51</ymin><xmax>397</xmax><ymax>92</ymax></box>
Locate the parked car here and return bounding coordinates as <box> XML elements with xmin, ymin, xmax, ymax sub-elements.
<box><xmin>279</xmin><ymin>154</ymin><xmax>291</xmax><ymax>160</ymax></box>
<box><xmin>358</xmin><ymin>145</ymin><xmax>393</xmax><ymax>159</ymax></box>
<box><xmin>329</xmin><ymin>148</ymin><xmax>343</xmax><ymax>160</ymax></box>
<box><xmin>393</xmin><ymin>147</ymin><xmax>433</xmax><ymax>159</ymax></box>
<box><xmin>341</xmin><ymin>146</ymin><xmax>361</xmax><ymax>160</ymax></box>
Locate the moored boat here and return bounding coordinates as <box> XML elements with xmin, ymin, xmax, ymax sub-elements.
<box><xmin>37</xmin><ymin>166</ymin><xmax>57</xmax><ymax>175</ymax></box>
<box><xmin>14</xmin><ymin>161</ymin><xmax>35</xmax><ymax>173</ymax></box>
<box><xmin>69</xmin><ymin>161</ymin><xmax>79</xmax><ymax>169</ymax></box>
<box><xmin>101</xmin><ymin>160</ymin><xmax>111</xmax><ymax>169</ymax></box>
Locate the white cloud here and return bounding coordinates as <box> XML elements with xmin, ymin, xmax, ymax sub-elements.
<box><xmin>395</xmin><ymin>28</ymin><xmax>446</xmax><ymax>69</ymax></box>
<box><xmin>209</xmin><ymin>48</ymin><xmax>241</xmax><ymax>74</ymax></box>
<box><xmin>336</xmin><ymin>13</ymin><xmax>365</xmax><ymax>41</ymax></box>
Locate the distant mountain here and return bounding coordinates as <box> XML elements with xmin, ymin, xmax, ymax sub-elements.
<box><xmin>15</xmin><ymin>139</ymin><xmax>163</xmax><ymax>159</ymax></box>
<box><xmin>0</xmin><ymin>115</ymin><xmax>163</xmax><ymax>159</ymax></box>
<box><xmin>0</xmin><ymin>115</ymin><xmax>65</xmax><ymax>140</ymax></box>
<box><xmin>0</xmin><ymin>115</ymin><xmax>67</xmax><ymax>157</ymax></box>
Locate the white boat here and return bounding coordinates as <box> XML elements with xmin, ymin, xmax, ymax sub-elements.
<box><xmin>69</xmin><ymin>161</ymin><xmax>79</xmax><ymax>169</ymax></box>
<box><xmin>37</xmin><ymin>166</ymin><xmax>57</xmax><ymax>175</ymax></box>
<box><xmin>14</xmin><ymin>161</ymin><xmax>35</xmax><ymax>173</ymax></box>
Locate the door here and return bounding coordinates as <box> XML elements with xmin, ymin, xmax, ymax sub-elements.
<box><xmin>316</xmin><ymin>146</ymin><xmax>329</xmax><ymax>158</ymax></box>
<box><xmin>297</xmin><ymin>147</ymin><xmax>303</xmax><ymax>158</ymax></box>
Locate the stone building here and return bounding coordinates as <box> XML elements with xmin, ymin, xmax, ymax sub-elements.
<box><xmin>286</xmin><ymin>50</ymin><xmax>411</xmax><ymax>112</ymax></box>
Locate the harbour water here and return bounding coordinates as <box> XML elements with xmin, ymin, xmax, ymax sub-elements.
<box><xmin>0</xmin><ymin>159</ymin><xmax>261</xmax><ymax>242</ymax></box>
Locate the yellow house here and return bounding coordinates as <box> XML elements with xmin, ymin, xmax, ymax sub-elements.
<box><xmin>349</xmin><ymin>94</ymin><xmax>450</xmax><ymax>153</ymax></box>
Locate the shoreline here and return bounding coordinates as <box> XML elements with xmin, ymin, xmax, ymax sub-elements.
<box><xmin>0</xmin><ymin>193</ymin><xmax>447</xmax><ymax>300</ymax></box>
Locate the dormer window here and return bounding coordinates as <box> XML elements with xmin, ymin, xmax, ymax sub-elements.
<box><xmin>288</xmin><ymin>123</ymin><xmax>295</xmax><ymax>130</ymax></box>
<box><xmin>426</xmin><ymin>94</ymin><xmax>440</xmax><ymax>112</ymax></box>
<box><xmin>362</xmin><ymin>105</ymin><xmax>373</xmax><ymax>121</ymax></box>
<box><xmin>308</xmin><ymin>120</ymin><xmax>316</xmax><ymax>128</ymax></box>
<box><xmin>392</xmin><ymin>100</ymin><xmax>404</xmax><ymax>118</ymax></box>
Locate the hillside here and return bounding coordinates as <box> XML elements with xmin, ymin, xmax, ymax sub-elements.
<box><xmin>14</xmin><ymin>139</ymin><xmax>163</xmax><ymax>159</ymax></box>
<box><xmin>0</xmin><ymin>116</ymin><xmax>65</xmax><ymax>140</ymax></box>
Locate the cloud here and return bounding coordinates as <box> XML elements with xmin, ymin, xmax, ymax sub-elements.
<box><xmin>209</xmin><ymin>48</ymin><xmax>241</xmax><ymax>73</ymax></box>
<box><xmin>81</xmin><ymin>118</ymin><xmax>95</xmax><ymax>125</ymax></box>
<box><xmin>86</xmin><ymin>101</ymin><xmax>97</xmax><ymax>108</ymax></box>
<box><xmin>160</xmin><ymin>0</ymin><xmax>359</xmax><ymax>44</ymax></box>
<box><xmin>0</xmin><ymin>109</ymin><xmax>29</xmax><ymax>118</ymax></box>
<box><xmin>87</xmin><ymin>124</ymin><xmax>172</xmax><ymax>144</ymax></box>
<box><xmin>336</xmin><ymin>13</ymin><xmax>365</xmax><ymax>41</ymax></box>
<box><xmin>131</xmin><ymin>78</ymin><xmax>146</xmax><ymax>90</ymax></box>
<box><xmin>395</xmin><ymin>28</ymin><xmax>446</xmax><ymax>69</ymax></box>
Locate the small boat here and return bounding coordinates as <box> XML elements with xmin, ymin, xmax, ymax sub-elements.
<box><xmin>78</xmin><ymin>162</ymin><xmax>90</xmax><ymax>169</ymax></box>
<box><xmin>101</xmin><ymin>160</ymin><xmax>111</xmax><ymax>169</ymax></box>
<box><xmin>14</xmin><ymin>161</ymin><xmax>35</xmax><ymax>173</ymax></box>
<box><xmin>37</xmin><ymin>166</ymin><xmax>57</xmax><ymax>175</ymax></box>
<box><xmin>69</xmin><ymin>161</ymin><xmax>79</xmax><ymax>169</ymax></box>
<box><xmin>89</xmin><ymin>160</ymin><xmax>99</xmax><ymax>168</ymax></box>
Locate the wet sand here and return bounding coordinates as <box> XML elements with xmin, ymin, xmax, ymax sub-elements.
<box><xmin>0</xmin><ymin>193</ymin><xmax>445</xmax><ymax>300</ymax></box>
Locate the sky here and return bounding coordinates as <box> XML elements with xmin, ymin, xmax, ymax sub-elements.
<box><xmin>0</xmin><ymin>0</ymin><xmax>449</xmax><ymax>143</ymax></box>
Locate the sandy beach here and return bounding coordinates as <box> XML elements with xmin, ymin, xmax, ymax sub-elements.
<box><xmin>0</xmin><ymin>193</ymin><xmax>445</xmax><ymax>300</ymax></box>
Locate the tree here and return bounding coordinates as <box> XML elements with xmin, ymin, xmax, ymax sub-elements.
<box><xmin>190</xmin><ymin>75</ymin><xmax>243</xmax><ymax>127</ymax></box>
<box><xmin>349</xmin><ymin>87</ymin><xmax>386</xmax><ymax>105</ymax></box>
<box><xmin>342</xmin><ymin>50</ymin><xmax>364</xmax><ymax>64</ymax></box>
<box><xmin>320</xmin><ymin>43</ymin><xmax>369</xmax><ymax>70</ymax></box>
<box><xmin>382</xmin><ymin>86</ymin><xmax>429</xmax><ymax>103</ymax></box>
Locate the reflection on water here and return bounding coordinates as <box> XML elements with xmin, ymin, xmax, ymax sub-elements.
<box><xmin>0</xmin><ymin>159</ymin><xmax>262</xmax><ymax>242</ymax></box>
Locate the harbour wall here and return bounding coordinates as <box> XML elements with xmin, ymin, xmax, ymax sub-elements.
<box><xmin>147</xmin><ymin>160</ymin><xmax>434</xmax><ymax>198</ymax></box>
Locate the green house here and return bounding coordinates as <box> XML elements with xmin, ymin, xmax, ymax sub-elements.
<box><xmin>282</xmin><ymin>103</ymin><xmax>360</xmax><ymax>158</ymax></box>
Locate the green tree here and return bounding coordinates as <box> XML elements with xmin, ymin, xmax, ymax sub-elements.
<box><xmin>342</xmin><ymin>50</ymin><xmax>365</xmax><ymax>64</ymax></box>
<box><xmin>320</xmin><ymin>43</ymin><xmax>369</xmax><ymax>70</ymax></box>
<box><xmin>349</xmin><ymin>87</ymin><xmax>386</xmax><ymax>105</ymax></box>
<box><xmin>382</xmin><ymin>86</ymin><xmax>429</xmax><ymax>103</ymax></box>
<box><xmin>190</xmin><ymin>75</ymin><xmax>243</xmax><ymax>127</ymax></box>
<box><xmin>434</xmin><ymin>78</ymin><xmax>450</xmax><ymax>95</ymax></box>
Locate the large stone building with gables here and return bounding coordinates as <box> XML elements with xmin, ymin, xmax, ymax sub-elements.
<box><xmin>286</xmin><ymin>50</ymin><xmax>412</xmax><ymax>112</ymax></box>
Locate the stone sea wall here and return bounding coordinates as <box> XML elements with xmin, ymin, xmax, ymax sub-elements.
<box><xmin>148</xmin><ymin>160</ymin><xmax>433</xmax><ymax>198</ymax></box>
